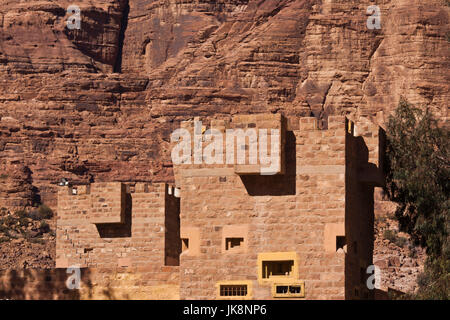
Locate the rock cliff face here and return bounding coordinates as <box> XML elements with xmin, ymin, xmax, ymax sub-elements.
<box><xmin>0</xmin><ymin>0</ymin><xmax>448</xmax><ymax>292</ymax></box>
<box><xmin>0</xmin><ymin>0</ymin><xmax>448</xmax><ymax>207</ymax></box>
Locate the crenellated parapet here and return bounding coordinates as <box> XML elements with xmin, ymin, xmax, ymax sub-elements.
<box><xmin>53</xmin><ymin>113</ymin><xmax>385</xmax><ymax>300</ymax></box>
<box><xmin>56</xmin><ymin>181</ymin><xmax>180</xmax><ymax>269</ymax></box>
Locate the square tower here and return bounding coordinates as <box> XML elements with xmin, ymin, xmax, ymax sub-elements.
<box><xmin>174</xmin><ymin>114</ymin><xmax>384</xmax><ymax>299</ymax></box>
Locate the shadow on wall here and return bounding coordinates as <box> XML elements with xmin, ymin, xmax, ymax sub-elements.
<box><xmin>0</xmin><ymin>268</ymin><xmax>93</xmax><ymax>300</ymax></box>
<box><xmin>96</xmin><ymin>193</ymin><xmax>132</xmax><ymax>238</ymax></box>
<box><xmin>344</xmin><ymin>124</ymin><xmax>386</xmax><ymax>300</ymax></box>
<box><xmin>0</xmin><ymin>267</ymin><xmax>149</xmax><ymax>300</ymax></box>
<box><xmin>240</xmin><ymin>131</ymin><xmax>296</xmax><ymax>196</ymax></box>
<box><xmin>63</xmin><ymin>3</ymin><xmax>129</xmax><ymax>71</ymax></box>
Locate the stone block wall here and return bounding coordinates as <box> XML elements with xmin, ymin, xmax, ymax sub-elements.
<box><xmin>176</xmin><ymin>116</ymin><xmax>348</xmax><ymax>299</ymax></box>
<box><xmin>344</xmin><ymin>118</ymin><xmax>385</xmax><ymax>299</ymax></box>
<box><xmin>55</xmin><ymin>181</ymin><xmax>180</xmax><ymax>279</ymax></box>
<box><xmin>172</xmin><ymin>114</ymin><xmax>287</xmax><ymax>182</ymax></box>
<box><xmin>22</xmin><ymin>113</ymin><xmax>383</xmax><ymax>300</ymax></box>
<box><xmin>173</xmin><ymin>115</ymin><xmax>383</xmax><ymax>300</ymax></box>
<box><xmin>90</xmin><ymin>182</ymin><xmax>126</xmax><ymax>224</ymax></box>
<box><xmin>165</xmin><ymin>186</ymin><xmax>181</xmax><ymax>266</ymax></box>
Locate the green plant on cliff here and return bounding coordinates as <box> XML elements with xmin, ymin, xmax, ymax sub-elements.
<box><xmin>383</xmin><ymin>229</ymin><xmax>408</xmax><ymax>248</ymax></box>
<box><xmin>385</xmin><ymin>98</ymin><xmax>449</xmax><ymax>299</ymax></box>
<box><xmin>38</xmin><ymin>204</ymin><xmax>53</xmax><ymax>219</ymax></box>
<box><xmin>29</xmin><ymin>204</ymin><xmax>53</xmax><ymax>220</ymax></box>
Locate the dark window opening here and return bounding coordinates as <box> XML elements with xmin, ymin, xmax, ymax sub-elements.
<box><xmin>220</xmin><ymin>285</ymin><xmax>247</xmax><ymax>297</ymax></box>
<box><xmin>226</xmin><ymin>237</ymin><xmax>244</xmax><ymax>250</ymax></box>
<box><xmin>336</xmin><ymin>236</ymin><xmax>346</xmax><ymax>251</ymax></box>
<box><xmin>276</xmin><ymin>285</ymin><xmax>288</xmax><ymax>294</ymax></box>
<box><xmin>274</xmin><ymin>284</ymin><xmax>303</xmax><ymax>297</ymax></box>
<box><xmin>289</xmin><ymin>285</ymin><xmax>301</xmax><ymax>294</ymax></box>
<box><xmin>96</xmin><ymin>193</ymin><xmax>132</xmax><ymax>238</ymax></box>
<box><xmin>181</xmin><ymin>238</ymin><xmax>189</xmax><ymax>252</ymax></box>
<box><xmin>262</xmin><ymin>260</ymin><xmax>294</xmax><ymax>279</ymax></box>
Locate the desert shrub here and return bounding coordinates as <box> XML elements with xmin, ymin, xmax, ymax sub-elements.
<box><xmin>385</xmin><ymin>98</ymin><xmax>449</xmax><ymax>299</ymax></box>
<box><xmin>28</xmin><ymin>204</ymin><xmax>53</xmax><ymax>220</ymax></box>
<box><xmin>2</xmin><ymin>216</ymin><xmax>15</xmax><ymax>226</ymax></box>
<box><xmin>385</xmin><ymin>98</ymin><xmax>449</xmax><ymax>256</ymax></box>
<box><xmin>415</xmin><ymin>256</ymin><xmax>449</xmax><ymax>300</ymax></box>
<box><xmin>28</xmin><ymin>210</ymin><xmax>40</xmax><ymax>220</ymax></box>
<box><xmin>383</xmin><ymin>229</ymin><xmax>408</xmax><ymax>248</ymax></box>
<box><xmin>39</xmin><ymin>221</ymin><xmax>50</xmax><ymax>233</ymax></box>
<box><xmin>38</xmin><ymin>204</ymin><xmax>53</xmax><ymax>219</ymax></box>
<box><xmin>15</xmin><ymin>210</ymin><xmax>30</xmax><ymax>227</ymax></box>
<box><xmin>15</xmin><ymin>210</ymin><xmax>27</xmax><ymax>218</ymax></box>
<box><xmin>28</xmin><ymin>238</ymin><xmax>45</xmax><ymax>244</ymax></box>
<box><xmin>0</xmin><ymin>224</ymin><xmax>8</xmax><ymax>234</ymax></box>
<box><xmin>395</xmin><ymin>236</ymin><xmax>408</xmax><ymax>248</ymax></box>
<box><xmin>383</xmin><ymin>229</ymin><xmax>397</xmax><ymax>243</ymax></box>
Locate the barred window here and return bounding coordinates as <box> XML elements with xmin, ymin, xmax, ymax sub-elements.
<box><xmin>219</xmin><ymin>285</ymin><xmax>248</xmax><ymax>297</ymax></box>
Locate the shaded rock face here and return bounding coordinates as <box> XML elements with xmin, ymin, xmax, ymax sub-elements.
<box><xmin>0</xmin><ymin>162</ymin><xmax>36</xmax><ymax>208</ymax></box>
<box><xmin>0</xmin><ymin>0</ymin><xmax>448</xmax><ymax>209</ymax></box>
<box><xmin>0</xmin><ymin>0</ymin><xmax>128</xmax><ymax>73</ymax></box>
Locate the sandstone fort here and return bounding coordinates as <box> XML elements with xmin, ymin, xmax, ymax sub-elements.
<box><xmin>46</xmin><ymin>113</ymin><xmax>384</xmax><ymax>299</ymax></box>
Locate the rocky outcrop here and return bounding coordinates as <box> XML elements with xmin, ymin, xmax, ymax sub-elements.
<box><xmin>373</xmin><ymin>216</ymin><xmax>427</xmax><ymax>294</ymax></box>
<box><xmin>0</xmin><ymin>0</ymin><xmax>447</xmax><ymax>280</ymax></box>
<box><xmin>0</xmin><ymin>208</ymin><xmax>55</xmax><ymax>269</ymax></box>
<box><xmin>0</xmin><ymin>161</ymin><xmax>35</xmax><ymax>209</ymax></box>
<box><xmin>0</xmin><ymin>0</ymin><xmax>448</xmax><ymax>207</ymax></box>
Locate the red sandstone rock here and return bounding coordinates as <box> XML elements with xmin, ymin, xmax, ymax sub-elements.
<box><xmin>0</xmin><ymin>0</ymin><xmax>446</xmax><ymax>292</ymax></box>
